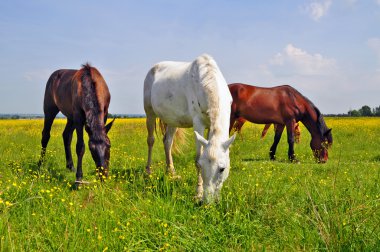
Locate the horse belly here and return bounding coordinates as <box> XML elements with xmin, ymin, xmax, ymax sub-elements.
<box><xmin>242</xmin><ymin>104</ymin><xmax>284</xmax><ymax>125</ymax></box>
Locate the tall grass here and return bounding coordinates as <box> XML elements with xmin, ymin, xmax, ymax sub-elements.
<box><xmin>0</xmin><ymin>118</ymin><xmax>379</xmax><ymax>251</ymax></box>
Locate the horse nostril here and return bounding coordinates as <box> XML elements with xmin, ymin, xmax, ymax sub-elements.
<box><xmin>219</xmin><ymin>167</ymin><xmax>225</xmax><ymax>173</ymax></box>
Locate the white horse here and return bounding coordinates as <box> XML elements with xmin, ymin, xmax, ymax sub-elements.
<box><xmin>144</xmin><ymin>54</ymin><xmax>236</xmax><ymax>202</ymax></box>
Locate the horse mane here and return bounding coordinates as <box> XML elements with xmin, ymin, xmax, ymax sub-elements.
<box><xmin>192</xmin><ymin>54</ymin><xmax>225</xmax><ymax>160</ymax></box>
<box><xmin>193</xmin><ymin>54</ymin><xmax>222</xmax><ymax>133</ymax></box>
<box><xmin>192</xmin><ymin>54</ymin><xmax>229</xmax><ymax>159</ymax></box>
<box><xmin>313</xmin><ymin>106</ymin><xmax>329</xmax><ymax>136</ymax></box>
<box><xmin>74</xmin><ymin>63</ymin><xmax>109</xmax><ymax>145</ymax></box>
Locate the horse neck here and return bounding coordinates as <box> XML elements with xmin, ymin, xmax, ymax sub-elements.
<box><xmin>300</xmin><ymin>113</ymin><xmax>321</xmax><ymax>141</ymax></box>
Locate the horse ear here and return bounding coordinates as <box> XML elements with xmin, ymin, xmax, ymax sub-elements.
<box><xmin>194</xmin><ymin>131</ymin><xmax>208</xmax><ymax>147</ymax></box>
<box><xmin>105</xmin><ymin>118</ymin><xmax>115</xmax><ymax>133</ymax></box>
<box><xmin>223</xmin><ymin>133</ymin><xmax>236</xmax><ymax>151</ymax></box>
<box><xmin>324</xmin><ymin>128</ymin><xmax>332</xmax><ymax>136</ymax></box>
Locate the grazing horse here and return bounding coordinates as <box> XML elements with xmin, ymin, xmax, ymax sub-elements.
<box><xmin>229</xmin><ymin>83</ymin><xmax>332</xmax><ymax>163</ymax></box>
<box><xmin>144</xmin><ymin>54</ymin><xmax>236</xmax><ymax>202</ymax></box>
<box><xmin>40</xmin><ymin>63</ymin><xmax>114</xmax><ymax>182</ymax></box>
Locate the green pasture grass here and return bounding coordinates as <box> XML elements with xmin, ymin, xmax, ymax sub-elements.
<box><xmin>0</xmin><ymin>117</ymin><xmax>379</xmax><ymax>251</ymax></box>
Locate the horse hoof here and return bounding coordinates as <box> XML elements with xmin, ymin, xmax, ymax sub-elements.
<box><xmin>145</xmin><ymin>166</ymin><xmax>152</xmax><ymax>175</ymax></box>
<box><xmin>194</xmin><ymin>194</ymin><xmax>203</xmax><ymax>202</ymax></box>
<box><xmin>169</xmin><ymin>174</ymin><xmax>182</xmax><ymax>180</ymax></box>
<box><xmin>167</xmin><ymin>169</ymin><xmax>181</xmax><ymax>180</ymax></box>
<box><xmin>290</xmin><ymin>159</ymin><xmax>300</xmax><ymax>164</ymax></box>
<box><xmin>75</xmin><ymin>180</ymin><xmax>90</xmax><ymax>184</ymax></box>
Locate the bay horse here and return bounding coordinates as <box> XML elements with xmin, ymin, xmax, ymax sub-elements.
<box><xmin>144</xmin><ymin>54</ymin><xmax>236</xmax><ymax>202</ymax></box>
<box><xmin>229</xmin><ymin>83</ymin><xmax>332</xmax><ymax>163</ymax></box>
<box><xmin>39</xmin><ymin>63</ymin><xmax>114</xmax><ymax>182</ymax></box>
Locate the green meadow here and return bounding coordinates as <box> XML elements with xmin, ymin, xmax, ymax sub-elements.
<box><xmin>0</xmin><ymin>117</ymin><xmax>379</xmax><ymax>251</ymax></box>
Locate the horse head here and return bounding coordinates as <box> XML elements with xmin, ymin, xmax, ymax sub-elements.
<box><xmin>87</xmin><ymin>118</ymin><xmax>115</xmax><ymax>179</ymax></box>
<box><xmin>195</xmin><ymin>131</ymin><xmax>236</xmax><ymax>203</ymax></box>
<box><xmin>310</xmin><ymin>128</ymin><xmax>333</xmax><ymax>163</ymax></box>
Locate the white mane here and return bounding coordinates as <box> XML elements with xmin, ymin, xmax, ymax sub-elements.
<box><xmin>191</xmin><ymin>54</ymin><xmax>230</xmax><ymax>161</ymax></box>
<box><xmin>192</xmin><ymin>54</ymin><xmax>225</xmax><ymax>141</ymax></box>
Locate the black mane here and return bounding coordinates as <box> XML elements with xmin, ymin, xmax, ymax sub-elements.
<box><xmin>80</xmin><ymin>64</ymin><xmax>109</xmax><ymax>145</ymax></box>
<box><xmin>313</xmin><ymin>106</ymin><xmax>329</xmax><ymax>136</ymax></box>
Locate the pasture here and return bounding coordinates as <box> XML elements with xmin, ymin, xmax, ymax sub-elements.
<box><xmin>0</xmin><ymin>117</ymin><xmax>379</xmax><ymax>251</ymax></box>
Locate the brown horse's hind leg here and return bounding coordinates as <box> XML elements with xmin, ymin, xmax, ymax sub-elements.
<box><xmin>63</xmin><ymin>119</ymin><xmax>75</xmax><ymax>172</ymax></box>
<box><xmin>286</xmin><ymin>120</ymin><xmax>298</xmax><ymax>162</ymax></box>
<box><xmin>269</xmin><ymin>124</ymin><xmax>285</xmax><ymax>160</ymax></box>
<box><xmin>75</xmin><ymin>122</ymin><xmax>85</xmax><ymax>181</ymax></box>
<box><xmin>39</xmin><ymin>107</ymin><xmax>59</xmax><ymax>166</ymax></box>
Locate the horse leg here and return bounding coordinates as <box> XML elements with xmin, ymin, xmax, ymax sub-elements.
<box><xmin>194</xmin><ymin>123</ymin><xmax>206</xmax><ymax>200</ymax></box>
<box><xmin>163</xmin><ymin>126</ymin><xmax>179</xmax><ymax>177</ymax></box>
<box><xmin>62</xmin><ymin>119</ymin><xmax>75</xmax><ymax>172</ymax></box>
<box><xmin>286</xmin><ymin>120</ymin><xmax>297</xmax><ymax>162</ymax></box>
<box><xmin>145</xmin><ymin>114</ymin><xmax>156</xmax><ymax>174</ymax></box>
<box><xmin>39</xmin><ymin>107</ymin><xmax>59</xmax><ymax>166</ymax></box>
<box><xmin>75</xmin><ymin>122</ymin><xmax>85</xmax><ymax>182</ymax></box>
<box><xmin>269</xmin><ymin>124</ymin><xmax>285</xmax><ymax>160</ymax></box>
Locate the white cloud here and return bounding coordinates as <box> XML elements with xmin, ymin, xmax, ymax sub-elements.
<box><xmin>268</xmin><ymin>44</ymin><xmax>337</xmax><ymax>76</ymax></box>
<box><xmin>304</xmin><ymin>0</ymin><xmax>332</xmax><ymax>21</ymax></box>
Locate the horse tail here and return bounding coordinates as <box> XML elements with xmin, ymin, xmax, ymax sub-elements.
<box><xmin>261</xmin><ymin>124</ymin><xmax>272</xmax><ymax>139</ymax></box>
<box><xmin>157</xmin><ymin>119</ymin><xmax>188</xmax><ymax>154</ymax></box>
<box><xmin>231</xmin><ymin>117</ymin><xmax>246</xmax><ymax>134</ymax></box>
<box><xmin>172</xmin><ymin>128</ymin><xmax>188</xmax><ymax>154</ymax></box>
<box><xmin>294</xmin><ymin>122</ymin><xmax>301</xmax><ymax>143</ymax></box>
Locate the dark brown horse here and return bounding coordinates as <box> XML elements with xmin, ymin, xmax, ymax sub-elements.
<box><xmin>229</xmin><ymin>83</ymin><xmax>332</xmax><ymax>163</ymax></box>
<box><xmin>39</xmin><ymin>63</ymin><xmax>114</xmax><ymax>182</ymax></box>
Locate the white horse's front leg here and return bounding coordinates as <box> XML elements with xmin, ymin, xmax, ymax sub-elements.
<box><xmin>194</xmin><ymin>123</ymin><xmax>206</xmax><ymax>200</ymax></box>
<box><xmin>163</xmin><ymin>126</ymin><xmax>180</xmax><ymax>178</ymax></box>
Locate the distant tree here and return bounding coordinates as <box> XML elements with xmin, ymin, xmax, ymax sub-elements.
<box><xmin>359</xmin><ymin>105</ymin><xmax>372</xmax><ymax>116</ymax></box>
<box><xmin>348</xmin><ymin>109</ymin><xmax>360</xmax><ymax>117</ymax></box>
<box><xmin>374</xmin><ymin>106</ymin><xmax>380</xmax><ymax>116</ymax></box>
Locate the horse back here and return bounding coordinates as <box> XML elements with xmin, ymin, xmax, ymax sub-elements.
<box><xmin>144</xmin><ymin>61</ymin><xmax>196</xmax><ymax>127</ymax></box>
<box><xmin>43</xmin><ymin>69</ymin><xmax>77</xmax><ymax>118</ymax></box>
<box><xmin>44</xmin><ymin>66</ymin><xmax>110</xmax><ymax>120</ymax></box>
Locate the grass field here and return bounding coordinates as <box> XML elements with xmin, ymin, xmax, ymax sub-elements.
<box><xmin>0</xmin><ymin>117</ymin><xmax>379</xmax><ymax>251</ymax></box>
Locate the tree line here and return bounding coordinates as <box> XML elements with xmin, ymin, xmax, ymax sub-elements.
<box><xmin>348</xmin><ymin>105</ymin><xmax>380</xmax><ymax>117</ymax></box>
<box><xmin>1</xmin><ymin>107</ymin><xmax>380</xmax><ymax>119</ymax></box>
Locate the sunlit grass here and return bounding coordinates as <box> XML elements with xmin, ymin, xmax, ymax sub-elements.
<box><xmin>0</xmin><ymin>117</ymin><xmax>379</xmax><ymax>250</ymax></box>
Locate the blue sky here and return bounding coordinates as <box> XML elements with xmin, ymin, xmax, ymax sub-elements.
<box><xmin>1</xmin><ymin>0</ymin><xmax>379</xmax><ymax>114</ymax></box>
